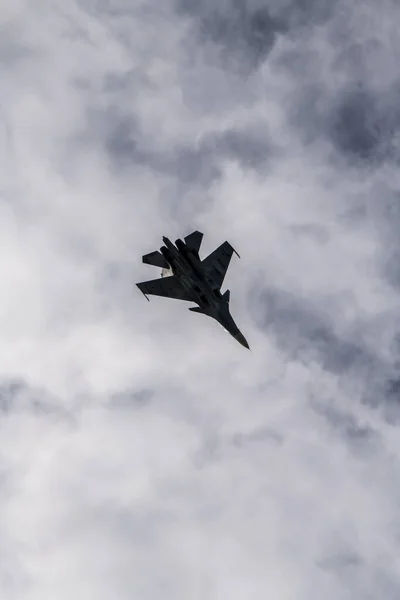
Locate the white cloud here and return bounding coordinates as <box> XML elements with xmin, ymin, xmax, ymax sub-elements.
<box><xmin>1</xmin><ymin>0</ymin><xmax>400</xmax><ymax>598</ymax></box>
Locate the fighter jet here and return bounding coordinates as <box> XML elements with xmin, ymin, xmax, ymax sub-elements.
<box><xmin>136</xmin><ymin>231</ymin><xmax>250</xmax><ymax>349</ymax></box>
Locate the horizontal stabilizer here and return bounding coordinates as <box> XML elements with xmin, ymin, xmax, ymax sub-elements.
<box><xmin>189</xmin><ymin>306</ymin><xmax>206</xmax><ymax>314</ymax></box>
<box><xmin>142</xmin><ymin>250</ymin><xmax>169</xmax><ymax>269</ymax></box>
<box><xmin>222</xmin><ymin>289</ymin><xmax>230</xmax><ymax>303</ymax></box>
<box><xmin>184</xmin><ymin>231</ymin><xmax>203</xmax><ymax>254</ymax></box>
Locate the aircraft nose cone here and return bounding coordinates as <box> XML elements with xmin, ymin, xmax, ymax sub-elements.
<box><xmin>234</xmin><ymin>331</ymin><xmax>250</xmax><ymax>350</ymax></box>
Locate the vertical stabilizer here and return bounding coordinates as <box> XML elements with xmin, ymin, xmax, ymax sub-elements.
<box><xmin>184</xmin><ymin>231</ymin><xmax>203</xmax><ymax>254</ymax></box>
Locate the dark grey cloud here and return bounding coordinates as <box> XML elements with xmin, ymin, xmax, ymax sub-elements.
<box><xmin>108</xmin><ymin>387</ymin><xmax>154</xmax><ymax>409</ymax></box>
<box><xmin>328</xmin><ymin>85</ymin><xmax>400</xmax><ymax>164</ymax></box>
<box><xmin>253</xmin><ymin>287</ymin><xmax>400</xmax><ymax>422</ymax></box>
<box><xmin>0</xmin><ymin>32</ymin><xmax>29</xmax><ymax>66</ymax></box>
<box><xmin>271</xmin><ymin>5</ymin><xmax>400</xmax><ymax>169</ymax></box>
<box><xmin>330</xmin><ymin>87</ymin><xmax>385</xmax><ymax>161</ymax></box>
<box><xmin>369</xmin><ymin>195</ymin><xmax>400</xmax><ymax>289</ymax></box>
<box><xmin>77</xmin><ymin>103</ymin><xmax>273</xmax><ymax>185</ymax></box>
<box><xmin>312</xmin><ymin>401</ymin><xmax>382</xmax><ymax>456</ymax></box>
<box><xmin>202</xmin><ymin>128</ymin><xmax>273</xmax><ymax>170</ymax></box>
<box><xmin>254</xmin><ymin>287</ymin><xmax>373</xmax><ymax>375</ymax></box>
<box><xmin>0</xmin><ymin>378</ymin><xmax>72</xmax><ymax>421</ymax></box>
<box><xmin>194</xmin><ymin>425</ymin><xmax>283</xmax><ymax>468</ymax></box>
<box><xmin>178</xmin><ymin>0</ymin><xmax>285</xmax><ymax>67</ymax></box>
<box><xmin>284</xmin><ymin>75</ymin><xmax>400</xmax><ymax>168</ymax></box>
<box><xmin>177</xmin><ymin>0</ymin><xmax>335</xmax><ymax>69</ymax></box>
<box><xmin>319</xmin><ymin>553</ymin><xmax>400</xmax><ymax>600</ymax></box>
<box><xmin>75</xmin><ymin>104</ymin><xmax>219</xmax><ymax>184</ymax></box>
<box><xmin>231</xmin><ymin>426</ymin><xmax>283</xmax><ymax>447</ymax></box>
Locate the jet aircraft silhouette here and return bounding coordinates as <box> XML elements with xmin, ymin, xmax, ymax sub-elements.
<box><xmin>136</xmin><ymin>231</ymin><xmax>250</xmax><ymax>349</ymax></box>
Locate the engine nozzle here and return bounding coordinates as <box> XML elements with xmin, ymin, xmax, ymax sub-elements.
<box><xmin>160</xmin><ymin>246</ymin><xmax>173</xmax><ymax>264</ymax></box>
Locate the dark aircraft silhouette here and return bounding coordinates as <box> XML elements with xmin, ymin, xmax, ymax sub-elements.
<box><xmin>136</xmin><ymin>231</ymin><xmax>250</xmax><ymax>349</ymax></box>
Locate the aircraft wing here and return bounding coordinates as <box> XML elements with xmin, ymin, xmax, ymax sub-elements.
<box><xmin>201</xmin><ymin>241</ymin><xmax>238</xmax><ymax>290</ymax></box>
<box><xmin>136</xmin><ymin>276</ymin><xmax>194</xmax><ymax>302</ymax></box>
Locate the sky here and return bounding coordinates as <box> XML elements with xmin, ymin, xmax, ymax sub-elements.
<box><xmin>1</xmin><ymin>0</ymin><xmax>400</xmax><ymax>598</ymax></box>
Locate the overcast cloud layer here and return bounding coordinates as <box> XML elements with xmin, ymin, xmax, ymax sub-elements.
<box><xmin>1</xmin><ymin>1</ymin><xmax>400</xmax><ymax>598</ymax></box>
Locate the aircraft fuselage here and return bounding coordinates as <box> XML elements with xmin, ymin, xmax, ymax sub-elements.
<box><xmin>160</xmin><ymin>237</ymin><xmax>220</xmax><ymax>310</ymax></box>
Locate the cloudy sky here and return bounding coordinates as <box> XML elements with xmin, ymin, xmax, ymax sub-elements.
<box><xmin>1</xmin><ymin>0</ymin><xmax>400</xmax><ymax>598</ymax></box>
